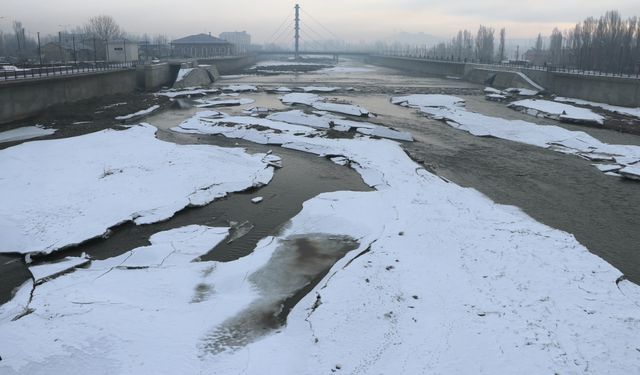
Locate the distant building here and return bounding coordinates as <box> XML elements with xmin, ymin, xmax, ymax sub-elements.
<box><xmin>138</xmin><ymin>42</ymin><xmax>172</xmax><ymax>60</ymax></box>
<box><xmin>523</xmin><ymin>49</ymin><xmax>548</xmax><ymax>66</ymax></box>
<box><xmin>171</xmin><ymin>33</ymin><xmax>234</xmax><ymax>58</ymax></box>
<box><xmin>219</xmin><ymin>31</ymin><xmax>251</xmax><ymax>54</ymax></box>
<box><xmin>106</xmin><ymin>40</ymin><xmax>139</xmax><ymax>62</ymax></box>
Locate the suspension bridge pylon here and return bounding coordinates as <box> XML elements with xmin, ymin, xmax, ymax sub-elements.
<box><xmin>294</xmin><ymin>4</ymin><xmax>300</xmax><ymax>60</ymax></box>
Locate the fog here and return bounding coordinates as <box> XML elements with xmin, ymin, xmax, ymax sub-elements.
<box><xmin>1</xmin><ymin>0</ymin><xmax>638</xmax><ymax>42</ymax></box>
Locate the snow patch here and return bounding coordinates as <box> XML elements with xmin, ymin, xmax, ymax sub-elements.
<box><xmin>0</xmin><ymin>126</ymin><xmax>56</xmax><ymax>143</ymax></box>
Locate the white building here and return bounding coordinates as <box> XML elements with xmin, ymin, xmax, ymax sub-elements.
<box><xmin>219</xmin><ymin>31</ymin><xmax>251</xmax><ymax>54</ymax></box>
<box><xmin>106</xmin><ymin>40</ymin><xmax>139</xmax><ymax>62</ymax></box>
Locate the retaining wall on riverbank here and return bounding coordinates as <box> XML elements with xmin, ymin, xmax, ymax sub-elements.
<box><xmin>198</xmin><ymin>55</ymin><xmax>257</xmax><ymax>75</ymax></box>
<box><xmin>137</xmin><ymin>63</ymin><xmax>174</xmax><ymax>91</ymax></box>
<box><xmin>0</xmin><ymin>55</ymin><xmax>259</xmax><ymax>124</ymax></box>
<box><xmin>0</xmin><ymin>69</ymin><xmax>138</xmax><ymax>125</ymax></box>
<box><xmin>367</xmin><ymin>55</ymin><xmax>640</xmax><ymax>107</ymax></box>
<box><xmin>366</xmin><ymin>55</ymin><xmax>465</xmax><ymax>77</ymax></box>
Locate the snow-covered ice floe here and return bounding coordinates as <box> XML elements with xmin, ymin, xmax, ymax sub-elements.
<box><xmin>509</xmin><ymin>99</ymin><xmax>605</xmax><ymax>125</ymax></box>
<box><xmin>298</xmin><ymin>86</ymin><xmax>339</xmax><ymax>93</ymax></box>
<box><xmin>194</xmin><ymin>97</ymin><xmax>255</xmax><ymax>108</ymax></box>
<box><xmin>319</xmin><ymin>66</ymin><xmax>375</xmax><ymax>74</ymax></box>
<box><xmin>176</xmin><ymin>109</ymin><xmax>412</xmax><ymax>142</ymax></box>
<box><xmin>392</xmin><ymin>94</ymin><xmax>465</xmax><ymax>108</ymax></box>
<box><xmin>222</xmin><ymin>84</ymin><xmax>258</xmax><ymax>92</ymax></box>
<box><xmin>0</xmin><ymin>126</ymin><xmax>56</xmax><ymax>143</ymax></box>
<box><xmin>280</xmin><ymin>93</ymin><xmax>370</xmax><ymax>117</ymax></box>
<box><xmin>114</xmin><ymin>105</ymin><xmax>160</xmax><ymax>121</ymax></box>
<box><xmin>555</xmin><ymin>96</ymin><xmax>640</xmax><ymax>119</ymax></box>
<box><xmin>1</xmin><ymin>100</ymin><xmax>639</xmax><ymax>373</ymax></box>
<box><xmin>619</xmin><ymin>163</ymin><xmax>640</xmax><ymax>180</ymax></box>
<box><xmin>506</xmin><ymin>87</ymin><xmax>539</xmax><ymax>96</ymax></box>
<box><xmin>0</xmin><ymin>124</ymin><xmax>274</xmax><ymax>255</ymax></box>
<box><xmin>392</xmin><ymin>94</ymin><xmax>640</xmax><ymax>179</ymax></box>
<box><xmin>484</xmin><ymin>87</ymin><xmax>509</xmax><ymax>101</ymax></box>
<box><xmin>156</xmin><ymin>88</ymin><xmax>219</xmax><ymax>98</ymax></box>
<box><xmin>29</xmin><ymin>255</ymin><xmax>91</xmax><ymax>285</ymax></box>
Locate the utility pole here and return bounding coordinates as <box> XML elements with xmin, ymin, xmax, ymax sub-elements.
<box><xmin>294</xmin><ymin>3</ymin><xmax>300</xmax><ymax>60</ymax></box>
<box><xmin>59</xmin><ymin>31</ymin><xmax>64</xmax><ymax>64</ymax></box>
<box><xmin>37</xmin><ymin>31</ymin><xmax>42</xmax><ymax>66</ymax></box>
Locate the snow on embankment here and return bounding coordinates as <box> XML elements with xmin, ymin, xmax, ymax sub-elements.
<box><xmin>393</xmin><ymin>94</ymin><xmax>640</xmax><ymax>180</ymax></box>
<box><xmin>0</xmin><ymin>124</ymin><xmax>273</xmax><ymax>255</ymax></box>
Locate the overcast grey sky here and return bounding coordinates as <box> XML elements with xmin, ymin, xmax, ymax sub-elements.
<box><xmin>1</xmin><ymin>0</ymin><xmax>638</xmax><ymax>43</ymax></box>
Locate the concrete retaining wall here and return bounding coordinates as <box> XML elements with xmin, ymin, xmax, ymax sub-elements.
<box><xmin>136</xmin><ymin>63</ymin><xmax>173</xmax><ymax>91</ymax></box>
<box><xmin>0</xmin><ymin>69</ymin><xmax>137</xmax><ymax>124</ymax></box>
<box><xmin>368</xmin><ymin>56</ymin><xmax>640</xmax><ymax>107</ymax></box>
<box><xmin>198</xmin><ymin>55</ymin><xmax>257</xmax><ymax>75</ymax></box>
<box><xmin>464</xmin><ymin>67</ymin><xmax>544</xmax><ymax>91</ymax></box>
<box><xmin>549</xmin><ymin>73</ymin><xmax>640</xmax><ymax>107</ymax></box>
<box><xmin>366</xmin><ymin>55</ymin><xmax>465</xmax><ymax>77</ymax></box>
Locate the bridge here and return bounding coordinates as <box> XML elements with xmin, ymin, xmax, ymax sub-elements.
<box><xmin>257</xmin><ymin>50</ymin><xmax>371</xmax><ymax>57</ymax></box>
<box><xmin>258</xmin><ymin>3</ymin><xmax>372</xmax><ymax>60</ymax></box>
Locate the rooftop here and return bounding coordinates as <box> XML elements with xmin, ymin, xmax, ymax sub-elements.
<box><xmin>171</xmin><ymin>33</ymin><xmax>231</xmax><ymax>45</ymax></box>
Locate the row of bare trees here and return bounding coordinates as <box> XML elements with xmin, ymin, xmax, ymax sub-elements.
<box><xmin>554</xmin><ymin>11</ymin><xmax>640</xmax><ymax>74</ymax></box>
<box><xmin>425</xmin><ymin>10</ymin><xmax>640</xmax><ymax>74</ymax></box>
<box><xmin>425</xmin><ymin>25</ymin><xmax>504</xmax><ymax>64</ymax></box>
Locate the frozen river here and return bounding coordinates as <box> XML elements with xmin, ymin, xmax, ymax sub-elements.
<box><xmin>1</xmin><ymin>58</ymin><xmax>639</xmax><ymax>374</ymax></box>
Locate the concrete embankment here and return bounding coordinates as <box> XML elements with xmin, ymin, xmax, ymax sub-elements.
<box><xmin>367</xmin><ymin>55</ymin><xmax>640</xmax><ymax>107</ymax></box>
<box><xmin>0</xmin><ymin>69</ymin><xmax>138</xmax><ymax>125</ymax></box>
<box><xmin>198</xmin><ymin>55</ymin><xmax>257</xmax><ymax>75</ymax></box>
<box><xmin>366</xmin><ymin>55</ymin><xmax>466</xmax><ymax>77</ymax></box>
<box><xmin>0</xmin><ymin>55</ymin><xmax>257</xmax><ymax>125</ymax></box>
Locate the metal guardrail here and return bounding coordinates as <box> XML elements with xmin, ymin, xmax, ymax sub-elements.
<box><xmin>377</xmin><ymin>53</ymin><xmax>640</xmax><ymax>80</ymax></box>
<box><xmin>0</xmin><ymin>61</ymin><xmax>137</xmax><ymax>81</ymax></box>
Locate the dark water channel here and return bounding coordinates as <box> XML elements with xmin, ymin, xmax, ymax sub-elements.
<box><xmin>0</xmin><ymin>108</ymin><xmax>371</xmax><ymax>304</ymax></box>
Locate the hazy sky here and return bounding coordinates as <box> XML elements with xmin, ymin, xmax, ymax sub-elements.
<box><xmin>1</xmin><ymin>0</ymin><xmax>638</xmax><ymax>43</ymax></box>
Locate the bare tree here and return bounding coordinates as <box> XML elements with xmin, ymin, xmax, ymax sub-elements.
<box><xmin>535</xmin><ymin>33</ymin><xmax>543</xmax><ymax>51</ymax></box>
<box><xmin>476</xmin><ymin>25</ymin><xmax>495</xmax><ymax>63</ymax></box>
<box><xmin>84</xmin><ymin>15</ymin><xmax>123</xmax><ymax>41</ymax></box>
<box><xmin>549</xmin><ymin>28</ymin><xmax>563</xmax><ymax>65</ymax></box>
<box><xmin>153</xmin><ymin>34</ymin><xmax>169</xmax><ymax>45</ymax></box>
<box><xmin>498</xmin><ymin>28</ymin><xmax>506</xmax><ymax>61</ymax></box>
<box><xmin>12</xmin><ymin>21</ymin><xmax>25</xmax><ymax>52</ymax></box>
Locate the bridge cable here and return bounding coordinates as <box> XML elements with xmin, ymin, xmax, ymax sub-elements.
<box><xmin>271</xmin><ymin>23</ymin><xmax>295</xmax><ymax>47</ymax></box>
<box><xmin>265</xmin><ymin>10</ymin><xmax>294</xmax><ymax>45</ymax></box>
<box><xmin>300</xmin><ymin>29</ymin><xmax>325</xmax><ymax>50</ymax></box>
<box><xmin>301</xmin><ymin>8</ymin><xmax>341</xmax><ymax>41</ymax></box>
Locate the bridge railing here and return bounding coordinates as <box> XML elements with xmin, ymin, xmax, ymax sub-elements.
<box><xmin>0</xmin><ymin>61</ymin><xmax>138</xmax><ymax>82</ymax></box>
<box><xmin>376</xmin><ymin>52</ymin><xmax>640</xmax><ymax>80</ymax></box>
